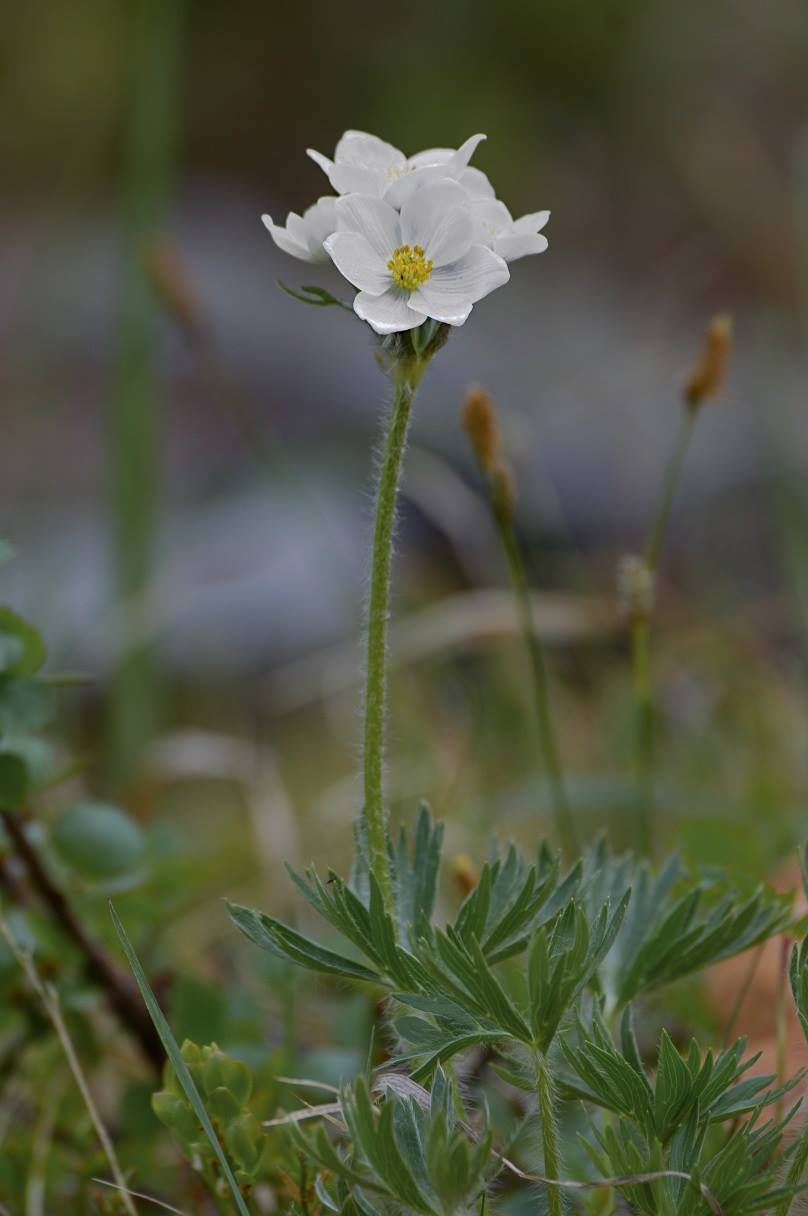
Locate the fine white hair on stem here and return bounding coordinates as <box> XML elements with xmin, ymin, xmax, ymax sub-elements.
<box><xmin>0</xmin><ymin>912</ymin><xmax>139</xmax><ymax>1216</ymax></box>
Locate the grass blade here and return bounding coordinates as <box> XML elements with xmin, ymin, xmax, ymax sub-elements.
<box><xmin>109</xmin><ymin>903</ymin><xmax>251</xmax><ymax>1216</ymax></box>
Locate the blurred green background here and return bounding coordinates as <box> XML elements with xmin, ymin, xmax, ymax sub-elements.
<box><xmin>4</xmin><ymin>0</ymin><xmax>808</xmax><ymax>875</ymax></box>
<box><xmin>2</xmin><ymin>0</ymin><xmax>808</xmax><ymax>953</ymax></box>
<box><xmin>4</xmin><ymin>1</ymin><xmax>808</xmax><ymax>1207</ymax></box>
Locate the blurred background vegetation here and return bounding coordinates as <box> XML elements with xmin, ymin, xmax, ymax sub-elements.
<box><xmin>3</xmin><ymin>0</ymin><xmax>808</xmax><ymax>1207</ymax></box>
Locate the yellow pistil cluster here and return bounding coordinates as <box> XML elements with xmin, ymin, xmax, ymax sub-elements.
<box><xmin>387</xmin><ymin>243</ymin><xmax>433</xmax><ymax>291</ymax></box>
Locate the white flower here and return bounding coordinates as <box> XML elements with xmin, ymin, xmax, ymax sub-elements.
<box><xmin>469</xmin><ymin>199</ymin><xmax>550</xmax><ymax>262</ymax></box>
<box><xmin>307</xmin><ymin>131</ymin><xmax>495</xmax><ymax>208</ymax></box>
<box><xmin>262</xmin><ymin>196</ymin><xmax>339</xmax><ymax>263</ymax></box>
<box><xmin>323</xmin><ymin>179</ymin><xmax>509</xmax><ymax>335</ymax></box>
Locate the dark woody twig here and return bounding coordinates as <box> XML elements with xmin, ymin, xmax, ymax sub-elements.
<box><xmin>1</xmin><ymin>809</ymin><xmax>164</xmax><ymax>1071</ymax></box>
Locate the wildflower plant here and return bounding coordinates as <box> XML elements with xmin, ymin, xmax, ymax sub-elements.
<box><xmin>2</xmin><ymin>128</ymin><xmax>808</xmax><ymax>1216</ymax></box>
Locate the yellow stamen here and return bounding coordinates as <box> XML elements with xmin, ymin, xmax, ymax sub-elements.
<box><xmin>387</xmin><ymin>243</ymin><xmax>433</xmax><ymax>291</ymax></box>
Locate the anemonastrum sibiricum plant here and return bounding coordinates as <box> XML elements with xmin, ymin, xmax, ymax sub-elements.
<box><xmin>260</xmin><ymin>129</ymin><xmax>552</xmax><ymax>927</ymax></box>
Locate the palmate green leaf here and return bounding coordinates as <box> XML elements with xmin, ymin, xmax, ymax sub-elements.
<box><xmin>393</xmin><ymin>804</ymin><xmax>444</xmax><ymax>941</ymax></box>
<box><xmin>342</xmin><ymin>1079</ymin><xmax>436</xmax><ymax>1215</ymax></box>
<box><xmin>109</xmin><ymin>904</ymin><xmax>251</xmax><ymax>1216</ymax></box>
<box><xmin>528</xmin><ymin>893</ymin><xmax>630</xmax><ymax>1052</ymax></box>
<box><xmin>562</xmin><ymin>1004</ymin><xmax>803</xmax><ymax>1150</ymax></box>
<box><xmin>445</xmin><ymin>842</ymin><xmax>581</xmax><ymax>965</ymax></box>
<box><xmin>284</xmin><ymin>863</ymin><xmax>433</xmax><ymax>991</ymax></box>
<box><xmin>614</xmin><ymin>870</ymin><xmax>791</xmax><ymax>1007</ymax></box>
<box><xmin>226</xmin><ymin>901</ymin><xmax>383</xmax><ymax>984</ymax></box>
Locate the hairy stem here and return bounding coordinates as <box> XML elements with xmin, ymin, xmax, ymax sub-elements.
<box><xmin>631</xmin><ymin>409</ymin><xmax>697</xmax><ymax>854</ymax></box>
<box><xmin>497</xmin><ymin>518</ymin><xmax>579</xmax><ymax>858</ymax></box>
<box><xmin>534</xmin><ymin>1050</ymin><xmax>563</xmax><ymax>1216</ymax></box>
<box><xmin>363</xmin><ymin>367</ymin><xmax>419</xmax><ymax>922</ymax></box>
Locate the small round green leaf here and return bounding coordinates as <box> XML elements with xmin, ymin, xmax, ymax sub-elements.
<box><xmin>0</xmin><ymin>753</ymin><xmax>29</xmax><ymax>810</ymax></box>
<box><xmin>0</xmin><ymin>608</ymin><xmax>46</xmax><ymax>675</ymax></box>
<box><xmin>51</xmin><ymin>801</ymin><xmax>145</xmax><ymax>879</ymax></box>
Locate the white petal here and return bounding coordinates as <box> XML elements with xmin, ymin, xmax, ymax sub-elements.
<box><xmin>415</xmin><ymin>244</ymin><xmax>509</xmax><ymax>321</ymax></box>
<box><xmin>335</xmin><ymin>130</ymin><xmax>406</xmax><ymax>169</ymax></box>
<box><xmin>261</xmin><ymin>213</ymin><xmax>310</xmax><ymax>261</ymax></box>
<box><xmin>400</xmin><ymin>180</ymin><xmax>470</xmax><ymax>249</ymax></box>
<box><xmin>307</xmin><ymin>148</ymin><xmax>334</xmax><ymax>175</ymax></box>
<box><xmin>323</xmin><ymin>232</ymin><xmax>388</xmax><ymax>295</ymax></box>
<box><xmin>425</xmin><ymin>207</ymin><xmax>474</xmax><ymax>267</ymax></box>
<box><xmin>354</xmin><ymin>287</ymin><xmax>425</xmax><ymax>335</ymax></box>
<box><xmin>408</xmin><ymin>147</ymin><xmax>454</xmax><ymax>169</ymax></box>
<box><xmin>449</xmin><ymin>133</ymin><xmax>486</xmax><ymax>173</ymax></box>
<box><xmin>407</xmin><ymin>285</ymin><xmax>472</xmax><ymax>327</ymax></box>
<box><xmin>468</xmin><ymin>198</ymin><xmax>512</xmax><ymax>245</ymax></box>
<box><xmin>494</xmin><ymin>231</ymin><xmax>549</xmax><ymax>262</ymax></box>
<box><xmin>383</xmin><ymin>164</ymin><xmax>444</xmax><ymax>209</ymax></box>
<box><xmin>335</xmin><ymin>194</ymin><xmax>401</xmax><ymax>258</ymax></box>
<box><xmin>329</xmin><ymin>163</ymin><xmax>387</xmax><ymax>197</ymax></box>
<box><xmin>512</xmin><ymin>210</ymin><xmax>551</xmax><ymax>235</ymax></box>
<box><xmin>302</xmin><ymin>196</ymin><xmax>339</xmax><ymax>252</ymax></box>
<box><xmin>457</xmin><ymin>166</ymin><xmax>497</xmax><ymax>199</ymax></box>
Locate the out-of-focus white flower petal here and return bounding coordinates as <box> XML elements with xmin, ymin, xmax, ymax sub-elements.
<box><xmin>449</xmin><ymin>133</ymin><xmax>487</xmax><ymax>173</ymax></box>
<box><xmin>330</xmin><ymin>163</ymin><xmax>386</xmax><ymax>197</ymax></box>
<box><xmin>323</xmin><ymin>232</ymin><xmax>388</xmax><ymax>295</ymax></box>
<box><xmin>335</xmin><ymin>130</ymin><xmax>406</xmax><ymax>168</ymax></box>
<box><xmin>418</xmin><ymin>244</ymin><xmax>509</xmax><ymax>319</ymax></box>
<box><xmin>400</xmin><ymin>180</ymin><xmax>470</xmax><ymax>250</ymax></box>
<box><xmin>457</xmin><ymin>166</ymin><xmax>497</xmax><ymax>199</ymax></box>
<box><xmin>354</xmin><ymin>287</ymin><xmax>425</xmax><ymax>334</ymax></box>
<box><xmin>302</xmin><ymin>197</ymin><xmax>340</xmax><ymax>252</ymax></box>
<box><xmin>468</xmin><ymin>198</ymin><xmax>513</xmax><ymax>246</ymax></box>
<box><xmin>262</xmin><ymin>213</ymin><xmax>311</xmax><ymax>261</ymax></box>
<box><xmin>382</xmin><ymin>165</ymin><xmax>440</xmax><ymax>209</ymax></box>
<box><xmin>335</xmin><ymin>194</ymin><xmax>401</xmax><ymax>258</ymax></box>
<box><xmin>408</xmin><ymin>147</ymin><xmax>454</xmax><ymax>169</ymax></box>
<box><xmin>495</xmin><ymin>231</ymin><xmax>549</xmax><ymax>262</ymax></box>
<box><xmin>307</xmin><ymin>148</ymin><xmax>334</xmax><ymax>175</ymax></box>
<box><xmin>512</xmin><ymin>210</ymin><xmax>551</xmax><ymax>235</ymax></box>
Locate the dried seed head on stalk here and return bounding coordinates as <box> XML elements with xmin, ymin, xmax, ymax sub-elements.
<box><xmin>146</xmin><ymin>242</ymin><xmax>207</xmax><ymax>344</ymax></box>
<box><xmin>462</xmin><ymin>385</ymin><xmax>501</xmax><ymax>472</ymax></box>
<box><xmin>491</xmin><ymin>460</ymin><xmax>517</xmax><ymax>524</ymax></box>
<box><xmin>618</xmin><ymin>553</ymin><xmax>656</xmax><ymax>621</ymax></box>
<box><xmin>683</xmin><ymin>314</ymin><xmax>733</xmax><ymax>410</ymax></box>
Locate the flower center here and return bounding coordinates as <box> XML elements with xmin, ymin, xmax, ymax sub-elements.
<box><xmin>387</xmin><ymin>244</ymin><xmax>433</xmax><ymax>291</ymax></box>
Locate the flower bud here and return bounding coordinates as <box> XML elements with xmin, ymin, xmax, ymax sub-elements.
<box><xmin>225</xmin><ymin>1111</ymin><xmax>265</xmax><ymax>1174</ymax></box>
<box><xmin>202</xmin><ymin>1044</ymin><xmax>252</xmax><ymax>1106</ymax></box>
<box><xmin>683</xmin><ymin>314</ymin><xmax>732</xmax><ymax>410</ymax></box>
<box><xmin>152</xmin><ymin>1089</ymin><xmax>200</xmax><ymax>1143</ymax></box>
<box><xmin>208</xmin><ymin>1084</ymin><xmax>243</xmax><ymax>1125</ymax></box>
<box><xmin>462</xmin><ymin>386</ymin><xmax>500</xmax><ymax>473</ymax></box>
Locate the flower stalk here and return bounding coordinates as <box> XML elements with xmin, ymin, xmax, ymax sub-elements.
<box><xmin>463</xmin><ymin>388</ymin><xmax>579</xmax><ymax>859</ymax></box>
<box><xmin>625</xmin><ymin>314</ymin><xmax>732</xmax><ymax>855</ymax></box>
<box><xmin>363</xmin><ymin>353</ymin><xmax>426</xmax><ymax>922</ymax></box>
